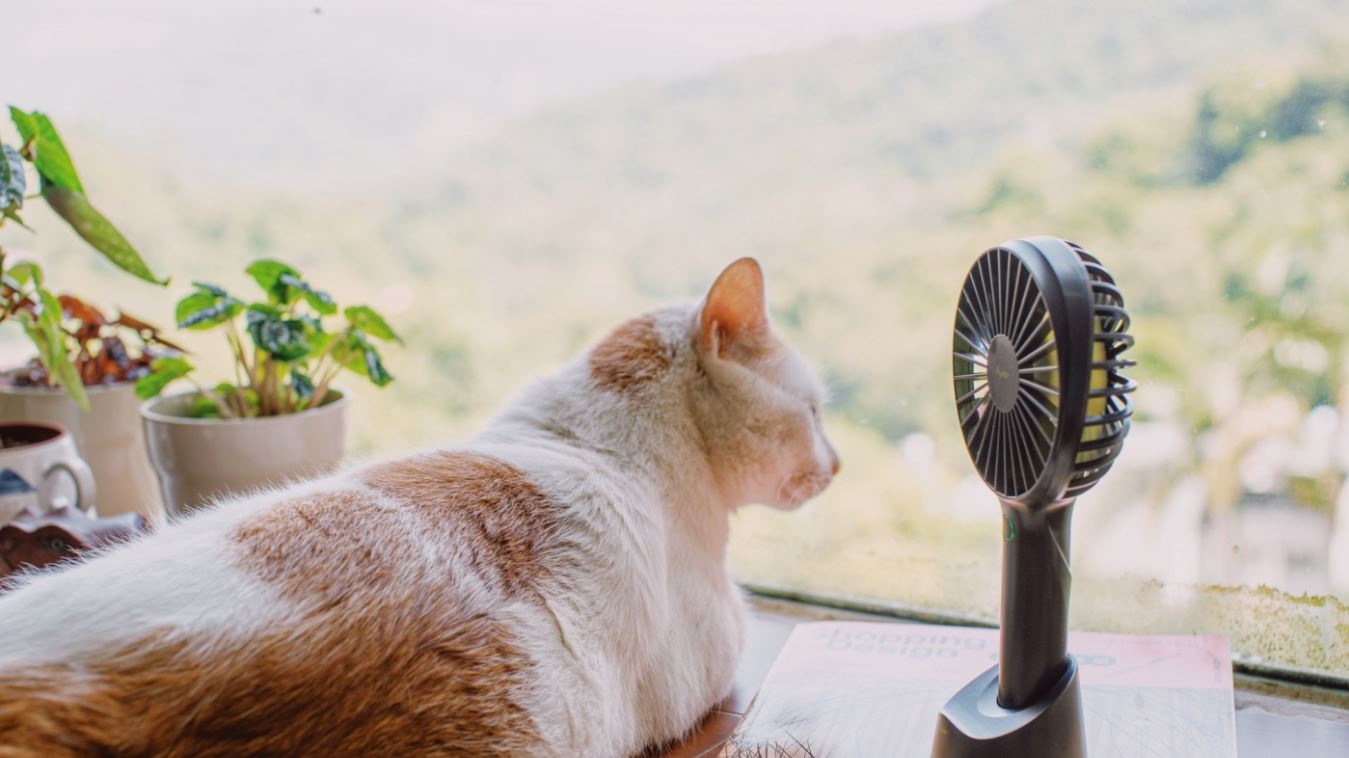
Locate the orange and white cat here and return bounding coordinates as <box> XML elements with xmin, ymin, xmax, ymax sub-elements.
<box><xmin>0</xmin><ymin>258</ymin><xmax>838</xmax><ymax>757</ymax></box>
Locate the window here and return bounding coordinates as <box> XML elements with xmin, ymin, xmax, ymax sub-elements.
<box><xmin>7</xmin><ymin>0</ymin><xmax>1348</xmax><ymax>681</ymax></box>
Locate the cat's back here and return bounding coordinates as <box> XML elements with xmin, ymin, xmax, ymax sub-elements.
<box><xmin>0</xmin><ymin>441</ymin><xmax>635</xmax><ymax>757</ymax></box>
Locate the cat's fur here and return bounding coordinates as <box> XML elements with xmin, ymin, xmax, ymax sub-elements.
<box><xmin>0</xmin><ymin>258</ymin><xmax>838</xmax><ymax>757</ymax></box>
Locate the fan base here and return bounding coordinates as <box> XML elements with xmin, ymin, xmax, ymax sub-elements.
<box><xmin>931</xmin><ymin>655</ymin><xmax>1087</xmax><ymax>758</ymax></box>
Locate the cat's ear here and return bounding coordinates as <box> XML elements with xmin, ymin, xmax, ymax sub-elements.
<box><xmin>698</xmin><ymin>257</ymin><xmax>769</xmax><ymax>361</ymax></box>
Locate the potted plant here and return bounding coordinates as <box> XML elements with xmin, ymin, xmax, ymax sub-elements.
<box><xmin>137</xmin><ymin>259</ymin><xmax>401</xmax><ymax>518</ymax></box>
<box><xmin>0</xmin><ymin>299</ymin><xmax>179</xmax><ymax>520</ymax></box>
<box><xmin>0</xmin><ymin>107</ymin><xmax>169</xmax><ymax>520</ymax></box>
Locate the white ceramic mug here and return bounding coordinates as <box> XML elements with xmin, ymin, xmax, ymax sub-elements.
<box><xmin>0</xmin><ymin>422</ymin><xmax>96</xmax><ymax>526</ymax></box>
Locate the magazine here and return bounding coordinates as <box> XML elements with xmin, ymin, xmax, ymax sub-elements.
<box><xmin>723</xmin><ymin>621</ymin><xmax>1236</xmax><ymax>757</ymax></box>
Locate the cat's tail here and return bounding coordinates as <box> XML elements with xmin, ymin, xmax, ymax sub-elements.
<box><xmin>0</xmin><ymin>668</ymin><xmax>122</xmax><ymax>758</ymax></box>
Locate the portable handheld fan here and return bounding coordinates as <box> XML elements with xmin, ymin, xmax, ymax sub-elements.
<box><xmin>931</xmin><ymin>237</ymin><xmax>1135</xmax><ymax>758</ymax></box>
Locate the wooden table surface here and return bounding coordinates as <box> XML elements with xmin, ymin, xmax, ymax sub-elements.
<box><xmin>653</xmin><ymin>596</ymin><xmax>1349</xmax><ymax>758</ymax></box>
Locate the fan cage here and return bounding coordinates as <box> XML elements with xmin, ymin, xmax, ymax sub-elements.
<box><xmin>952</xmin><ymin>241</ymin><xmax>1135</xmax><ymax>500</ymax></box>
<box><xmin>1064</xmin><ymin>241</ymin><xmax>1135</xmax><ymax>497</ymax></box>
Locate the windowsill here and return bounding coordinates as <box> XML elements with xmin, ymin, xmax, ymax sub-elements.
<box><xmin>654</xmin><ymin>594</ymin><xmax>1349</xmax><ymax>757</ymax></box>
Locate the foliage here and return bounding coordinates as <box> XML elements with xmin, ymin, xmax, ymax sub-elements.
<box><xmin>135</xmin><ymin>259</ymin><xmax>401</xmax><ymax>418</ymax></box>
<box><xmin>0</xmin><ymin>107</ymin><xmax>167</xmax><ymax>409</ymax></box>
<box><xmin>1</xmin><ymin>296</ymin><xmax>180</xmax><ymax>388</ymax></box>
<box><xmin>1190</xmin><ymin>75</ymin><xmax>1349</xmax><ymax>183</ymax></box>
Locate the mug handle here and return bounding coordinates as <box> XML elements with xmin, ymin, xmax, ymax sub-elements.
<box><xmin>41</xmin><ymin>459</ymin><xmax>97</xmax><ymax>515</ymax></box>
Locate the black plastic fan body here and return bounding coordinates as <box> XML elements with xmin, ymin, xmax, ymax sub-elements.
<box><xmin>932</xmin><ymin>237</ymin><xmax>1134</xmax><ymax>758</ymax></box>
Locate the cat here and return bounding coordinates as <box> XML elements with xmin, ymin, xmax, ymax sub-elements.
<box><xmin>0</xmin><ymin>257</ymin><xmax>839</xmax><ymax>757</ymax></box>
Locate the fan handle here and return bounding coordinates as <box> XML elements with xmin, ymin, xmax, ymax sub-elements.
<box><xmin>931</xmin><ymin>499</ymin><xmax>1086</xmax><ymax>758</ymax></box>
<box><xmin>998</xmin><ymin>498</ymin><xmax>1074</xmax><ymax>709</ymax></box>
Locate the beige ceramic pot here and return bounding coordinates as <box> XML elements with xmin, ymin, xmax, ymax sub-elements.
<box><xmin>140</xmin><ymin>389</ymin><xmax>349</xmax><ymax>519</ymax></box>
<box><xmin>0</xmin><ymin>382</ymin><xmax>163</xmax><ymax>521</ymax></box>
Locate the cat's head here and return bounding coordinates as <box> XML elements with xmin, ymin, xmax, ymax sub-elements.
<box><xmin>686</xmin><ymin>258</ymin><xmax>839</xmax><ymax>510</ymax></box>
<box><xmin>586</xmin><ymin>258</ymin><xmax>838</xmax><ymax>510</ymax></box>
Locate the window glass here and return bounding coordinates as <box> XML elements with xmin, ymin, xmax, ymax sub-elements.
<box><xmin>6</xmin><ymin>0</ymin><xmax>1347</xmax><ymax>678</ymax></box>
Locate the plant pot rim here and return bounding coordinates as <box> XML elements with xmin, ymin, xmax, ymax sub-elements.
<box><xmin>0</xmin><ymin>420</ymin><xmax>72</xmax><ymax>456</ymax></box>
<box><xmin>0</xmin><ymin>378</ymin><xmax>137</xmax><ymax>396</ymax></box>
<box><xmin>139</xmin><ymin>388</ymin><xmax>350</xmax><ymax>427</ymax></box>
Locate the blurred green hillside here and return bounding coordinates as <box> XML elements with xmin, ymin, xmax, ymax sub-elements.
<box><xmin>3</xmin><ymin>0</ymin><xmax>1348</xmax><ymax>674</ymax></box>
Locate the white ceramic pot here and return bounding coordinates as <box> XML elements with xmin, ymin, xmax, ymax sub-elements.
<box><xmin>0</xmin><ymin>422</ymin><xmax>96</xmax><ymax>526</ymax></box>
<box><xmin>0</xmin><ymin>382</ymin><xmax>162</xmax><ymax>521</ymax></box>
<box><xmin>140</xmin><ymin>389</ymin><xmax>350</xmax><ymax>519</ymax></box>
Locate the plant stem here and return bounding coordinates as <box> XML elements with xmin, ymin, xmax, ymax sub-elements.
<box><xmin>280</xmin><ymin>366</ymin><xmax>294</xmax><ymax>415</ymax></box>
<box><xmin>309</xmin><ymin>343</ymin><xmax>348</xmax><ymax>411</ymax></box>
<box><xmin>299</xmin><ymin>333</ymin><xmax>343</xmax><ymax>411</ymax></box>
<box><xmin>224</xmin><ymin>325</ymin><xmax>251</xmax><ymax>414</ymax></box>
<box><xmin>188</xmin><ymin>378</ymin><xmax>236</xmax><ymax>419</ymax></box>
<box><xmin>226</xmin><ymin>322</ymin><xmax>252</xmax><ymax>384</ymax></box>
<box><xmin>260</xmin><ymin>359</ymin><xmax>276</xmax><ymax>416</ymax></box>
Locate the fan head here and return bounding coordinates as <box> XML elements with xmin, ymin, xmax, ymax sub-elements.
<box><xmin>952</xmin><ymin>237</ymin><xmax>1135</xmax><ymax>505</ymax></box>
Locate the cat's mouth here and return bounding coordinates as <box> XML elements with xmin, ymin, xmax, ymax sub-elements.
<box><xmin>777</xmin><ymin>470</ymin><xmax>834</xmax><ymax>509</ymax></box>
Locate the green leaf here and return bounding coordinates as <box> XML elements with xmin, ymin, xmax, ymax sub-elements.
<box><xmin>187</xmin><ymin>395</ymin><xmax>222</xmax><ymax>419</ymax></box>
<box><xmin>246</xmin><ymin>302</ymin><xmax>283</xmax><ymax>319</ymax></box>
<box><xmin>151</xmin><ymin>355</ymin><xmax>193</xmax><ymax>375</ymax></box>
<box><xmin>9</xmin><ymin>108</ymin><xmax>83</xmax><ymax>192</ymax></box>
<box><xmin>245</xmin><ymin>260</ymin><xmax>336</xmax><ymax>314</ymax></box>
<box><xmin>8</xmin><ymin>108</ymin><xmax>37</xmax><ymax>144</ymax></box>
<box><xmin>0</xmin><ymin>144</ymin><xmax>24</xmax><ymax>211</ymax></box>
<box><xmin>245</xmin><ymin>259</ymin><xmax>302</xmax><ymax>304</ymax></box>
<box><xmin>192</xmin><ymin>281</ymin><xmax>230</xmax><ymax>297</ymax></box>
<box><xmin>361</xmin><ymin>346</ymin><xmax>394</xmax><ymax>387</ymax></box>
<box><xmin>18</xmin><ymin>288</ymin><xmax>89</xmax><ymax>410</ymax></box>
<box><xmin>41</xmin><ymin>185</ymin><xmax>167</xmax><ymax>284</ymax></box>
<box><xmin>340</xmin><ymin>331</ymin><xmax>394</xmax><ymax>387</ymax></box>
<box><xmin>279</xmin><ymin>272</ymin><xmax>336</xmax><ymax>315</ymax></box>
<box><xmin>6</xmin><ymin>260</ymin><xmax>42</xmax><ymax>287</ymax></box>
<box><xmin>245</xmin><ymin>311</ymin><xmax>310</xmax><ymax>361</ymax></box>
<box><xmin>2</xmin><ymin>207</ymin><xmax>30</xmax><ymax>230</ymax></box>
<box><xmin>309</xmin><ymin>330</ymin><xmax>335</xmax><ymax>355</ymax></box>
<box><xmin>298</xmin><ymin>313</ymin><xmax>325</xmax><ymax>334</ymax></box>
<box><xmin>180</xmin><ymin>301</ymin><xmax>242</xmax><ymax>328</ymax></box>
<box><xmin>212</xmin><ymin>382</ymin><xmax>259</xmax><ymax>415</ymax></box>
<box><xmin>344</xmin><ymin>305</ymin><xmax>402</xmax><ymax>344</ymax></box>
<box><xmin>134</xmin><ymin>355</ymin><xmax>193</xmax><ymax>400</ymax></box>
<box><xmin>175</xmin><ymin>291</ymin><xmax>215</xmax><ymax>326</ymax></box>
<box><xmin>175</xmin><ymin>290</ymin><xmax>242</xmax><ymax>330</ymax></box>
<box><xmin>290</xmin><ymin>369</ymin><xmax>315</xmax><ymax>400</ymax></box>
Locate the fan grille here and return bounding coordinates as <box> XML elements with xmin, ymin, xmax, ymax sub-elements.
<box><xmin>953</xmin><ymin>241</ymin><xmax>1135</xmax><ymax>500</ymax></box>
<box><xmin>953</xmin><ymin>247</ymin><xmax>1059</xmax><ymax>498</ymax></box>
<box><xmin>1064</xmin><ymin>241</ymin><xmax>1135</xmax><ymax>497</ymax></box>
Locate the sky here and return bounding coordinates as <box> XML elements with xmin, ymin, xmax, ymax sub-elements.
<box><xmin>7</xmin><ymin>0</ymin><xmax>996</xmax><ymax>188</ymax></box>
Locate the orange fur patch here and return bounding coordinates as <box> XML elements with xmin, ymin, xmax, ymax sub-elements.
<box><xmin>0</xmin><ymin>464</ymin><xmax>554</xmax><ymax>756</ymax></box>
<box><xmin>0</xmin><ymin>615</ymin><xmax>534</xmax><ymax>757</ymax></box>
<box><xmin>363</xmin><ymin>452</ymin><xmax>561</xmax><ymax>599</ymax></box>
<box><xmin>590</xmin><ymin>315</ymin><xmax>672</xmax><ymax>393</ymax></box>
